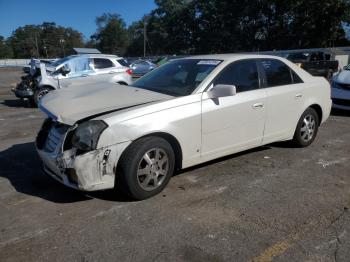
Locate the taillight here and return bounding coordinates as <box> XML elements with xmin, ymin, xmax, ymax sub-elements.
<box><xmin>126</xmin><ymin>69</ymin><xmax>133</xmax><ymax>75</ymax></box>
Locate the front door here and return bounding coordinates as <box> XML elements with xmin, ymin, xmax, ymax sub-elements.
<box><xmin>201</xmin><ymin>59</ymin><xmax>267</xmax><ymax>161</ymax></box>
<box><xmin>57</xmin><ymin>57</ymin><xmax>94</xmax><ymax>88</ymax></box>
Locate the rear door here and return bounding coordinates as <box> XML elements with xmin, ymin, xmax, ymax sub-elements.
<box><xmin>258</xmin><ymin>59</ymin><xmax>305</xmax><ymax>144</ymax></box>
<box><xmin>91</xmin><ymin>58</ymin><xmax>123</xmax><ymax>83</ymax></box>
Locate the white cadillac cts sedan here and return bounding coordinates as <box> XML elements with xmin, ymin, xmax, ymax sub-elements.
<box><xmin>36</xmin><ymin>54</ymin><xmax>332</xmax><ymax>200</ymax></box>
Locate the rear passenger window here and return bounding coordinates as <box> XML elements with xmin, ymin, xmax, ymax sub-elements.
<box><xmin>291</xmin><ymin>71</ymin><xmax>303</xmax><ymax>84</ymax></box>
<box><xmin>260</xmin><ymin>59</ymin><xmax>296</xmax><ymax>87</ymax></box>
<box><xmin>213</xmin><ymin>60</ymin><xmax>259</xmax><ymax>93</ymax></box>
<box><xmin>116</xmin><ymin>59</ymin><xmax>130</xmax><ymax>67</ymax></box>
<box><xmin>93</xmin><ymin>58</ymin><xmax>114</xmax><ymax>69</ymax></box>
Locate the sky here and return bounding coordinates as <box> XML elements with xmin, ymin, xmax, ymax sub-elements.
<box><xmin>0</xmin><ymin>0</ymin><xmax>157</xmax><ymax>39</ymax></box>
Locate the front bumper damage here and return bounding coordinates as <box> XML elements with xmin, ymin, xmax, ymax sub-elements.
<box><xmin>11</xmin><ymin>84</ymin><xmax>34</xmax><ymax>98</ymax></box>
<box><xmin>36</xmin><ymin>119</ymin><xmax>126</xmax><ymax>191</ymax></box>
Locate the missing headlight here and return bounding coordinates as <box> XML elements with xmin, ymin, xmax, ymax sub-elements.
<box><xmin>71</xmin><ymin>120</ymin><xmax>108</xmax><ymax>153</ymax></box>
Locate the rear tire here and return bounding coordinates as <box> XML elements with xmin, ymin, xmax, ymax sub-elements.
<box><xmin>117</xmin><ymin>137</ymin><xmax>175</xmax><ymax>200</ymax></box>
<box><xmin>28</xmin><ymin>97</ymin><xmax>36</xmax><ymax>108</ymax></box>
<box><xmin>292</xmin><ymin>108</ymin><xmax>319</xmax><ymax>147</ymax></box>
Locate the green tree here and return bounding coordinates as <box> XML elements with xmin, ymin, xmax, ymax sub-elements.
<box><xmin>93</xmin><ymin>13</ymin><xmax>130</xmax><ymax>55</ymax></box>
<box><xmin>39</xmin><ymin>22</ymin><xmax>84</xmax><ymax>57</ymax></box>
<box><xmin>191</xmin><ymin>0</ymin><xmax>350</xmax><ymax>52</ymax></box>
<box><xmin>9</xmin><ymin>25</ymin><xmax>41</xmax><ymax>58</ymax></box>
<box><xmin>150</xmin><ymin>0</ymin><xmax>197</xmax><ymax>55</ymax></box>
<box><xmin>127</xmin><ymin>0</ymin><xmax>197</xmax><ymax>56</ymax></box>
<box><xmin>0</xmin><ymin>35</ymin><xmax>13</xmax><ymax>58</ymax></box>
<box><xmin>135</xmin><ymin>0</ymin><xmax>350</xmax><ymax>55</ymax></box>
<box><xmin>8</xmin><ymin>22</ymin><xmax>84</xmax><ymax>58</ymax></box>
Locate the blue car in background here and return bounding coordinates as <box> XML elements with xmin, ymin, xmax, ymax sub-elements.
<box><xmin>130</xmin><ymin>60</ymin><xmax>157</xmax><ymax>78</ymax></box>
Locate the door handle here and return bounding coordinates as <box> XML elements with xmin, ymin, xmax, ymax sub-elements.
<box><xmin>81</xmin><ymin>74</ymin><xmax>89</xmax><ymax>77</ymax></box>
<box><xmin>295</xmin><ymin>93</ymin><xmax>303</xmax><ymax>99</ymax></box>
<box><xmin>109</xmin><ymin>71</ymin><xmax>116</xmax><ymax>74</ymax></box>
<box><xmin>252</xmin><ymin>103</ymin><xmax>264</xmax><ymax>109</ymax></box>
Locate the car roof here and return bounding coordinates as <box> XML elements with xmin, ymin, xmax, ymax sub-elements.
<box><xmin>186</xmin><ymin>53</ymin><xmax>286</xmax><ymax>62</ymax></box>
<box><xmin>67</xmin><ymin>54</ymin><xmax>122</xmax><ymax>59</ymax></box>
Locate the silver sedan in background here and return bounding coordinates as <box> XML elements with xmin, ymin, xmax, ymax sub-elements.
<box><xmin>130</xmin><ymin>60</ymin><xmax>157</xmax><ymax>78</ymax></box>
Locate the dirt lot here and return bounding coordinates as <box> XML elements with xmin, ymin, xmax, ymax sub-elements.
<box><xmin>0</xmin><ymin>67</ymin><xmax>350</xmax><ymax>262</ymax></box>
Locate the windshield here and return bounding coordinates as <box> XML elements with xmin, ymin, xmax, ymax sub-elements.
<box><xmin>132</xmin><ymin>59</ymin><xmax>222</xmax><ymax>96</ymax></box>
<box><xmin>50</xmin><ymin>56</ymin><xmax>73</xmax><ymax>67</ymax></box>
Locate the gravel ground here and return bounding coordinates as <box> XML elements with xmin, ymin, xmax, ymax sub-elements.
<box><xmin>1</xmin><ymin>67</ymin><xmax>350</xmax><ymax>262</ymax></box>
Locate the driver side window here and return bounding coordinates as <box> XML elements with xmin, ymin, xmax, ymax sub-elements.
<box><xmin>65</xmin><ymin>58</ymin><xmax>93</xmax><ymax>77</ymax></box>
<box><xmin>213</xmin><ymin>60</ymin><xmax>260</xmax><ymax>93</ymax></box>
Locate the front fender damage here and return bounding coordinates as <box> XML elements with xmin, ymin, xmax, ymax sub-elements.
<box><xmin>54</xmin><ymin>142</ymin><xmax>130</xmax><ymax>191</ymax></box>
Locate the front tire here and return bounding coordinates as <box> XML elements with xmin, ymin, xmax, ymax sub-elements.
<box><xmin>292</xmin><ymin>108</ymin><xmax>319</xmax><ymax>147</ymax></box>
<box><xmin>117</xmin><ymin>137</ymin><xmax>175</xmax><ymax>200</ymax></box>
<box><xmin>34</xmin><ymin>87</ymin><xmax>51</xmax><ymax>105</ymax></box>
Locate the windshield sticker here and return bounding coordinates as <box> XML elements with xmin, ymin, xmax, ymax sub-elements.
<box><xmin>197</xmin><ymin>60</ymin><xmax>221</xmax><ymax>66</ymax></box>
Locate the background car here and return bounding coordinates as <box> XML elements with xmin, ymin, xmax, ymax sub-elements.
<box><xmin>331</xmin><ymin>64</ymin><xmax>350</xmax><ymax>110</ymax></box>
<box><xmin>36</xmin><ymin>54</ymin><xmax>331</xmax><ymax>200</ymax></box>
<box><xmin>33</xmin><ymin>54</ymin><xmax>133</xmax><ymax>105</ymax></box>
<box><xmin>130</xmin><ymin>60</ymin><xmax>157</xmax><ymax>78</ymax></box>
<box><xmin>286</xmin><ymin>51</ymin><xmax>338</xmax><ymax>79</ymax></box>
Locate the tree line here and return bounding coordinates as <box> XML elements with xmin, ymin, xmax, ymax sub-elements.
<box><xmin>1</xmin><ymin>0</ymin><xmax>350</xmax><ymax>59</ymax></box>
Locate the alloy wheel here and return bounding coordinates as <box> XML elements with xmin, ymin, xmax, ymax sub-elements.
<box><xmin>300</xmin><ymin>114</ymin><xmax>316</xmax><ymax>143</ymax></box>
<box><xmin>37</xmin><ymin>89</ymin><xmax>49</xmax><ymax>100</ymax></box>
<box><xmin>137</xmin><ymin>148</ymin><xmax>169</xmax><ymax>191</ymax></box>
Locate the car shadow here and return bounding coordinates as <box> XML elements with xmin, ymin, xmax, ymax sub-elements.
<box><xmin>331</xmin><ymin>108</ymin><xmax>350</xmax><ymax>117</ymax></box>
<box><xmin>176</xmin><ymin>145</ymin><xmax>272</xmax><ymax>176</ymax></box>
<box><xmin>0</xmin><ymin>142</ymin><xmax>132</xmax><ymax>203</ymax></box>
<box><xmin>0</xmin><ymin>141</ymin><xmax>295</xmax><ymax>203</ymax></box>
<box><xmin>0</xmin><ymin>99</ymin><xmax>33</xmax><ymax>108</ymax></box>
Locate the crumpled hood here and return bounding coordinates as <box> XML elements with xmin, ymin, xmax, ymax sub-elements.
<box><xmin>39</xmin><ymin>82</ymin><xmax>173</xmax><ymax>125</ymax></box>
<box><xmin>333</xmin><ymin>70</ymin><xmax>350</xmax><ymax>84</ymax></box>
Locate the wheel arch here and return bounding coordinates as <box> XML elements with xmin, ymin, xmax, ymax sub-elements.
<box><xmin>309</xmin><ymin>104</ymin><xmax>323</xmax><ymax>125</ymax></box>
<box><xmin>39</xmin><ymin>85</ymin><xmax>55</xmax><ymax>91</ymax></box>
<box><xmin>118</xmin><ymin>132</ymin><xmax>183</xmax><ymax>171</ymax></box>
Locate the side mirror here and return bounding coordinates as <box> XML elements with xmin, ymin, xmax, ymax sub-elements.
<box><xmin>60</xmin><ymin>65</ymin><xmax>71</xmax><ymax>76</ymax></box>
<box><xmin>207</xmin><ymin>84</ymin><xmax>237</xmax><ymax>99</ymax></box>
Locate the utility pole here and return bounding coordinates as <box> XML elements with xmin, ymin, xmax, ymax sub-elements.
<box><xmin>42</xmin><ymin>39</ymin><xmax>48</xmax><ymax>58</ymax></box>
<box><xmin>60</xmin><ymin>39</ymin><xmax>66</xmax><ymax>57</ymax></box>
<box><xmin>34</xmin><ymin>34</ymin><xmax>39</xmax><ymax>58</ymax></box>
<box><xmin>143</xmin><ymin>21</ymin><xmax>147</xmax><ymax>58</ymax></box>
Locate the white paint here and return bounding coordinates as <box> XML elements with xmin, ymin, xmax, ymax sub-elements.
<box><xmin>215</xmin><ymin>186</ymin><xmax>228</xmax><ymax>194</ymax></box>
<box><xmin>0</xmin><ymin>228</ymin><xmax>51</xmax><ymax>248</ymax></box>
<box><xmin>315</xmin><ymin>230</ymin><xmax>346</xmax><ymax>250</ymax></box>
<box><xmin>317</xmin><ymin>157</ymin><xmax>349</xmax><ymax>168</ymax></box>
<box><xmin>186</xmin><ymin>175</ymin><xmax>199</xmax><ymax>183</ymax></box>
<box><xmin>37</xmin><ymin>54</ymin><xmax>332</xmax><ymax>192</ymax></box>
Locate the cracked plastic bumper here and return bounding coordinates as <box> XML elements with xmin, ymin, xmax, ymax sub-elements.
<box><xmin>11</xmin><ymin>87</ymin><xmax>34</xmax><ymax>98</ymax></box>
<box><xmin>36</xmin><ymin>144</ymin><xmax>122</xmax><ymax>191</ymax></box>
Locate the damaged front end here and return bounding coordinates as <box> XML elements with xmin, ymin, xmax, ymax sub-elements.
<box><xmin>36</xmin><ymin>118</ymin><xmax>122</xmax><ymax>191</ymax></box>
